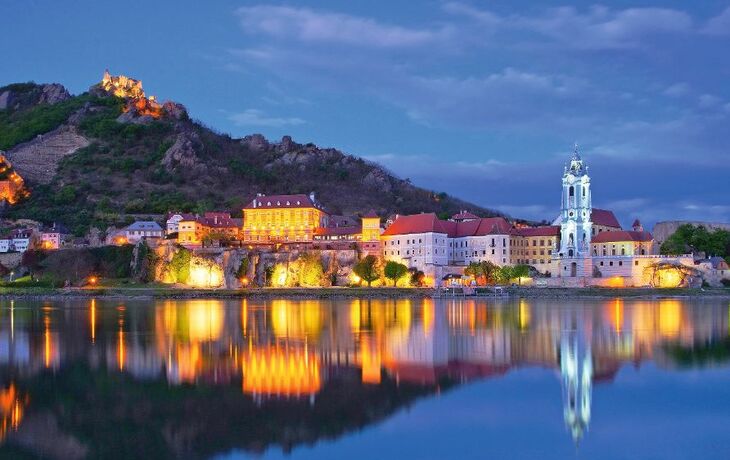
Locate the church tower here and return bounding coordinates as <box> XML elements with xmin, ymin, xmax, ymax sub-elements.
<box><xmin>557</xmin><ymin>144</ymin><xmax>593</xmax><ymax>278</ymax></box>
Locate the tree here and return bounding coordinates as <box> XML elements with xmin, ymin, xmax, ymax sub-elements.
<box><xmin>512</xmin><ymin>264</ymin><xmax>530</xmax><ymax>285</ymax></box>
<box><xmin>465</xmin><ymin>261</ymin><xmax>500</xmax><ymax>285</ymax></box>
<box><xmin>353</xmin><ymin>255</ymin><xmax>380</xmax><ymax>287</ymax></box>
<box><xmin>299</xmin><ymin>252</ymin><xmax>324</xmax><ymax>287</ymax></box>
<box><xmin>409</xmin><ymin>267</ymin><xmax>425</xmax><ymax>287</ymax></box>
<box><xmin>496</xmin><ymin>266</ymin><xmax>514</xmax><ymax>284</ymax></box>
<box><xmin>384</xmin><ymin>261</ymin><xmax>408</xmax><ymax>286</ymax></box>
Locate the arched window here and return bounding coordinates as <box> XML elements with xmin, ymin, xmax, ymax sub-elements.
<box><xmin>568</xmin><ymin>249</ymin><xmax>574</xmax><ymax>257</ymax></box>
<box><xmin>582</xmin><ymin>187</ymin><xmax>586</xmax><ymax>197</ymax></box>
<box><xmin>569</xmin><ymin>186</ymin><xmax>575</xmax><ymax>197</ymax></box>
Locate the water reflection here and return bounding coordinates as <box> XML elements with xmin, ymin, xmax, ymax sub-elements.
<box><xmin>0</xmin><ymin>297</ymin><xmax>728</xmax><ymax>458</ymax></box>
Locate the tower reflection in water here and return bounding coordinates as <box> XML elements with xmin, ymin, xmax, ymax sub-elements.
<box><xmin>0</xmin><ymin>297</ymin><xmax>728</xmax><ymax>447</ymax></box>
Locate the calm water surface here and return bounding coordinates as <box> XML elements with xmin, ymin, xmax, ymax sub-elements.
<box><xmin>0</xmin><ymin>297</ymin><xmax>729</xmax><ymax>459</ymax></box>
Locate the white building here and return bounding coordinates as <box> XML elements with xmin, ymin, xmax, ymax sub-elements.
<box><xmin>124</xmin><ymin>221</ymin><xmax>163</xmax><ymax>244</ymax></box>
<box><xmin>552</xmin><ymin>146</ymin><xmax>695</xmax><ymax>287</ymax></box>
<box><xmin>380</xmin><ymin>212</ymin><xmax>515</xmax><ymax>284</ymax></box>
<box><xmin>165</xmin><ymin>212</ymin><xmax>195</xmax><ymax>235</ymax></box>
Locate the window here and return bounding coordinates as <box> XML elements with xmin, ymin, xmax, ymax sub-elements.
<box><xmin>635</xmin><ymin>261</ymin><xmax>639</xmax><ymax>266</ymax></box>
<box><xmin>619</xmin><ymin>261</ymin><xmax>623</xmax><ymax>266</ymax></box>
<box><xmin>609</xmin><ymin>261</ymin><xmax>613</xmax><ymax>266</ymax></box>
<box><xmin>533</xmin><ymin>240</ymin><xmax>537</xmax><ymax>247</ymax></box>
<box><xmin>600</xmin><ymin>261</ymin><xmax>604</xmax><ymax>266</ymax></box>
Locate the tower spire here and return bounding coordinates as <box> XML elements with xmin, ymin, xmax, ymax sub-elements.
<box><xmin>572</xmin><ymin>142</ymin><xmax>581</xmax><ymax>161</ymax></box>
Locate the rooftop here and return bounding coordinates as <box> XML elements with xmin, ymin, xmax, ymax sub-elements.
<box><xmin>591</xmin><ymin>230</ymin><xmax>653</xmax><ymax>243</ymax></box>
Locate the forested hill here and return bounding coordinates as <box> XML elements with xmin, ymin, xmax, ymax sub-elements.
<box><xmin>0</xmin><ymin>77</ymin><xmax>503</xmax><ymax>235</ymax></box>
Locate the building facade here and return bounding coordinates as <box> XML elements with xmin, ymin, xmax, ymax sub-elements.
<box><xmin>242</xmin><ymin>193</ymin><xmax>329</xmax><ymax>243</ymax></box>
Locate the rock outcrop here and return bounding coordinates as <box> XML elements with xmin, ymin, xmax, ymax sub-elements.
<box><xmin>0</xmin><ymin>83</ymin><xmax>70</xmax><ymax>110</ymax></box>
<box><xmin>38</xmin><ymin>84</ymin><xmax>71</xmax><ymax>105</ymax></box>
<box><xmin>241</xmin><ymin>134</ymin><xmax>269</xmax><ymax>153</ymax></box>
<box><xmin>161</xmin><ymin>131</ymin><xmax>206</xmax><ymax>175</ymax></box>
<box><xmin>6</xmin><ymin>125</ymin><xmax>90</xmax><ymax>184</ymax></box>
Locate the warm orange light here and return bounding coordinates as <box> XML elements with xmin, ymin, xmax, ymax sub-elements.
<box><xmin>360</xmin><ymin>336</ymin><xmax>382</xmax><ymax>384</ymax></box>
<box><xmin>240</xmin><ymin>277</ymin><xmax>249</xmax><ymax>287</ymax></box>
<box><xmin>606</xmin><ymin>276</ymin><xmax>625</xmax><ymax>288</ymax></box>
<box><xmin>242</xmin><ymin>347</ymin><xmax>321</xmax><ymax>396</ymax></box>
<box><xmin>88</xmin><ymin>276</ymin><xmax>98</xmax><ymax>286</ymax></box>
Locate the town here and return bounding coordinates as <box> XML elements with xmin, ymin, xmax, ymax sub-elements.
<box><xmin>0</xmin><ymin>145</ymin><xmax>727</xmax><ymax>290</ymax></box>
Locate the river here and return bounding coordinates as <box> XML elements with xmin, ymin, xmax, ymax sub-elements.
<box><xmin>0</xmin><ymin>297</ymin><xmax>728</xmax><ymax>459</ymax></box>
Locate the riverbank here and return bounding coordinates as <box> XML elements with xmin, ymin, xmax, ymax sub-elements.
<box><xmin>0</xmin><ymin>285</ymin><xmax>728</xmax><ymax>300</ymax></box>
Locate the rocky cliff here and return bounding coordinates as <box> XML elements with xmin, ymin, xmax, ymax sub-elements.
<box><xmin>0</xmin><ymin>72</ymin><xmax>503</xmax><ymax>235</ymax></box>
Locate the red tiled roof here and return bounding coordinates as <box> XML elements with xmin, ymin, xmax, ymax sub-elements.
<box><xmin>516</xmin><ymin>225</ymin><xmax>560</xmax><ymax>237</ymax></box>
<box><xmin>243</xmin><ymin>193</ymin><xmax>326</xmax><ymax>211</ymax></box>
<box><xmin>451</xmin><ymin>211</ymin><xmax>479</xmax><ymax>220</ymax></box>
<box><xmin>591</xmin><ymin>230</ymin><xmax>653</xmax><ymax>243</ymax></box>
<box><xmin>382</xmin><ymin>214</ymin><xmax>512</xmax><ymax>237</ymax></box>
<box><xmin>592</xmin><ymin>208</ymin><xmax>621</xmax><ymax>228</ymax></box>
<box><xmin>382</xmin><ymin>213</ymin><xmax>447</xmax><ymax>236</ymax></box>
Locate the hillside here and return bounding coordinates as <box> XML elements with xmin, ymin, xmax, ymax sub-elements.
<box><xmin>0</xmin><ymin>74</ymin><xmax>503</xmax><ymax>235</ymax></box>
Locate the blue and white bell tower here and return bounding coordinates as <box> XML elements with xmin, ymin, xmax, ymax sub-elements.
<box><xmin>557</xmin><ymin>144</ymin><xmax>593</xmax><ymax>277</ymax></box>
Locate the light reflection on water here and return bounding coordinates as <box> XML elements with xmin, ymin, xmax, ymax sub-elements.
<box><xmin>0</xmin><ymin>297</ymin><xmax>728</xmax><ymax>459</ymax></box>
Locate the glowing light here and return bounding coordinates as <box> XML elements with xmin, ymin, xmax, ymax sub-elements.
<box><xmin>90</xmin><ymin>299</ymin><xmax>96</xmax><ymax>342</ymax></box>
<box><xmin>519</xmin><ymin>300</ymin><xmax>530</xmax><ymax>330</ymax></box>
<box><xmin>188</xmin><ymin>263</ymin><xmax>223</xmax><ymax>288</ymax></box>
<box><xmin>88</xmin><ymin>276</ymin><xmax>98</xmax><ymax>286</ymax></box>
<box><xmin>655</xmin><ymin>267</ymin><xmax>683</xmax><ymax>288</ymax></box>
<box><xmin>270</xmin><ymin>301</ymin><xmax>323</xmax><ymax>339</ymax></box>
<box><xmin>0</xmin><ymin>384</ymin><xmax>25</xmax><ymax>441</ymax></box>
<box><xmin>242</xmin><ymin>347</ymin><xmax>321</xmax><ymax>396</ymax></box>
<box><xmin>658</xmin><ymin>300</ymin><xmax>682</xmax><ymax>338</ymax></box>
<box><xmin>360</xmin><ymin>336</ymin><xmax>382</xmax><ymax>384</ymax></box>
<box><xmin>606</xmin><ymin>276</ymin><xmax>625</xmax><ymax>288</ymax></box>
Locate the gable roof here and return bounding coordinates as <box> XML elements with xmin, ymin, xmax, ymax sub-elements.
<box><xmin>382</xmin><ymin>214</ymin><xmax>512</xmax><ymax>238</ymax></box>
<box><xmin>592</xmin><ymin>208</ymin><xmax>621</xmax><ymax>228</ymax></box>
<box><xmin>451</xmin><ymin>211</ymin><xmax>479</xmax><ymax>221</ymax></box>
<box><xmin>362</xmin><ymin>209</ymin><xmax>379</xmax><ymax>219</ymax></box>
<box><xmin>591</xmin><ymin>230</ymin><xmax>653</xmax><ymax>243</ymax></box>
<box><xmin>516</xmin><ymin>225</ymin><xmax>560</xmax><ymax>237</ymax></box>
<box><xmin>126</xmin><ymin>221</ymin><xmax>163</xmax><ymax>232</ymax></box>
<box><xmin>382</xmin><ymin>213</ymin><xmax>448</xmax><ymax>236</ymax></box>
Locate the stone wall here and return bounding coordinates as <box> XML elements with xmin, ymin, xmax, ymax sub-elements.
<box><xmin>152</xmin><ymin>242</ymin><xmax>359</xmax><ymax>289</ymax></box>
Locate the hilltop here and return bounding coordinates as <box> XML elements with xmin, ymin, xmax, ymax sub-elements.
<box><xmin>0</xmin><ymin>72</ymin><xmax>503</xmax><ymax>235</ymax></box>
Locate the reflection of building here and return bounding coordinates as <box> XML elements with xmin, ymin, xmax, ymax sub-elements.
<box><xmin>0</xmin><ymin>384</ymin><xmax>25</xmax><ymax>441</ymax></box>
<box><xmin>1</xmin><ymin>297</ymin><xmax>729</xmax><ymax>451</ymax></box>
<box><xmin>560</xmin><ymin>328</ymin><xmax>592</xmax><ymax>443</ymax></box>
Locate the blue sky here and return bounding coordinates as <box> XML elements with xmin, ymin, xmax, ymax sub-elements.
<box><xmin>2</xmin><ymin>0</ymin><xmax>729</xmax><ymax>227</ymax></box>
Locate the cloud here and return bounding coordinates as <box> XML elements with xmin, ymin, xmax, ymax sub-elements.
<box><xmin>663</xmin><ymin>83</ymin><xmax>690</xmax><ymax>97</ymax></box>
<box><xmin>703</xmin><ymin>7</ymin><xmax>730</xmax><ymax>35</ymax></box>
<box><xmin>235</xmin><ymin>5</ymin><xmax>447</xmax><ymax>48</ymax></box>
<box><xmin>443</xmin><ymin>3</ymin><xmax>693</xmax><ymax>50</ymax></box>
<box><xmin>698</xmin><ymin>94</ymin><xmax>722</xmax><ymax>108</ymax></box>
<box><xmin>228</xmin><ymin>109</ymin><xmax>305</xmax><ymax>128</ymax></box>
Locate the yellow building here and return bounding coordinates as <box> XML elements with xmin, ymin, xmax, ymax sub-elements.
<box><xmin>242</xmin><ymin>193</ymin><xmax>329</xmax><ymax>243</ymax></box>
<box><xmin>177</xmin><ymin>212</ymin><xmax>239</xmax><ymax>246</ymax></box>
<box><xmin>361</xmin><ymin>209</ymin><xmax>381</xmax><ymax>242</ymax></box>
<box><xmin>178</xmin><ymin>218</ymin><xmax>208</xmax><ymax>245</ymax></box>
<box><xmin>511</xmin><ymin>226</ymin><xmax>560</xmax><ymax>275</ymax></box>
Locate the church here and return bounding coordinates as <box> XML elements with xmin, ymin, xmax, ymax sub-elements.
<box><xmin>552</xmin><ymin>146</ymin><xmax>693</xmax><ymax>287</ymax></box>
